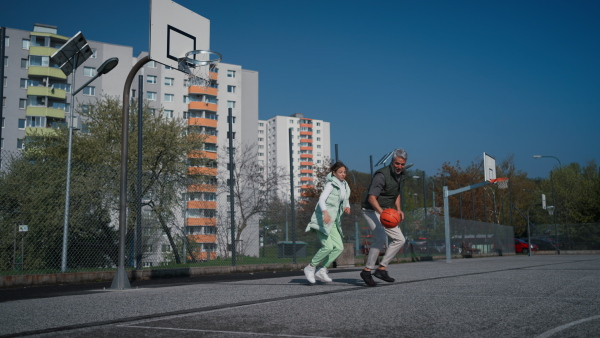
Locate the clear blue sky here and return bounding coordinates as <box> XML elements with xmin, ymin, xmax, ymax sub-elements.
<box><xmin>3</xmin><ymin>0</ymin><xmax>599</xmax><ymax>179</ymax></box>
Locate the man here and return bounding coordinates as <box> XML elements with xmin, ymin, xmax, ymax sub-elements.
<box><xmin>360</xmin><ymin>148</ymin><xmax>408</xmax><ymax>286</ymax></box>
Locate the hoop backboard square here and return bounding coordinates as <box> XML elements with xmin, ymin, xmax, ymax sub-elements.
<box><xmin>150</xmin><ymin>0</ymin><xmax>210</xmax><ymax>69</ymax></box>
<box><xmin>484</xmin><ymin>152</ymin><xmax>496</xmax><ymax>181</ymax></box>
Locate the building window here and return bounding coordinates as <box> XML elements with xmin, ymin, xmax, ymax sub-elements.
<box><xmin>147</xmin><ymin>75</ymin><xmax>157</xmax><ymax>84</ymax></box>
<box><xmin>83</xmin><ymin>86</ymin><xmax>95</xmax><ymax>96</ymax></box>
<box><xmin>164</xmin><ymin>93</ymin><xmax>174</xmax><ymax>102</ymax></box>
<box><xmin>148</xmin><ymin>61</ymin><xmax>156</xmax><ymax>68</ymax></box>
<box><xmin>29</xmin><ymin>55</ymin><xmax>48</xmax><ymax>67</ymax></box>
<box><xmin>147</xmin><ymin>91</ymin><xmax>157</xmax><ymax>101</ymax></box>
<box><xmin>227</xmin><ymin>132</ymin><xmax>236</xmax><ymax>139</ymax></box>
<box><xmin>19</xmin><ymin>99</ymin><xmax>26</xmax><ymax>109</ymax></box>
<box><xmin>3</xmin><ymin>36</ymin><xmax>8</xmax><ymax>47</ymax></box>
<box><xmin>22</xmin><ymin>39</ymin><xmax>30</xmax><ymax>50</ymax></box>
<box><xmin>317</xmin><ymin>130</ymin><xmax>321</xmax><ymax>134</ymax></box>
<box><xmin>21</xmin><ymin>58</ymin><xmax>28</xmax><ymax>69</ymax></box>
<box><xmin>17</xmin><ymin>139</ymin><xmax>25</xmax><ymax>150</ymax></box>
<box><xmin>164</xmin><ymin>110</ymin><xmax>174</xmax><ymax>118</ymax></box>
<box><xmin>183</xmin><ymin>95</ymin><xmax>190</xmax><ymax>103</ymax></box>
<box><xmin>227</xmin><ymin>116</ymin><xmax>236</xmax><ymax>123</ymax></box>
<box><xmin>18</xmin><ymin>119</ymin><xmax>26</xmax><ymax>129</ymax></box>
<box><xmin>227</xmin><ymin>70</ymin><xmax>236</xmax><ymax>78</ymax></box>
<box><xmin>165</xmin><ymin>77</ymin><xmax>174</xmax><ymax>86</ymax></box>
<box><xmin>3</xmin><ymin>77</ymin><xmax>7</xmax><ymax>87</ymax></box>
<box><xmin>4</xmin><ymin>56</ymin><xmax>7</xmax><ymax>67</ymax></box>
<box><xmin>83</xmin><ymin>67</ymin><xmax>95</xmax><ymax>77</ymax></box>
<box><xmin>227</xmin><ymin>101</ymin><xmax>236</xmax><ymax>108</ymax></box>
<box><xmin>227</xmin><ymin>85</ymin><xmax>236</xmax><ymax>93</ymax></box>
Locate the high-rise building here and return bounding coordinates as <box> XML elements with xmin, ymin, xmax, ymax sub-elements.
<box><xmin>258</xmin><ymin>113</ymin><xmax>331</xmax><ymax>199</ymax></box>
<box><xmin>1</xmin><ymin>24</ymin><xmax>259</xmax><ymax>264</ymax></box>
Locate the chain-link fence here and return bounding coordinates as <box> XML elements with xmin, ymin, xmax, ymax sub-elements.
<box><xmin>2</xmin><ymin>149</ymin><xmax>599</xmax><ymax>281</ymax></box>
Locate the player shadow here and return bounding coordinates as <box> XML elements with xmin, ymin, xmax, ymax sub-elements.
<box><xmin>289</xmin><ymin>278</ymin><xmax>369</xmax><ymax>286</ymax></box>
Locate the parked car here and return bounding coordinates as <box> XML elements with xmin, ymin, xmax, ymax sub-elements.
<box><xmin>528</xmin><ymin>238</ymin><xmax>559</xmax><ymax>251</ymax></box>
<box><xmin>514</xmin><ymin>238</ymin><xmax>538</xmax><ymax>254</ymax></box>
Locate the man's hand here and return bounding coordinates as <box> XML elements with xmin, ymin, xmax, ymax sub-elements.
<box><xmin>398</xmin><ymin>209</ymin><xmax>405</xmax><ymax>222</ymax></box>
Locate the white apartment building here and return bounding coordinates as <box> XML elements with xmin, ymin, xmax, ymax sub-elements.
<box><xmin>258</xmin><ymin>113</ymin><xmax>331</xmax><ymax>199</ymax></box>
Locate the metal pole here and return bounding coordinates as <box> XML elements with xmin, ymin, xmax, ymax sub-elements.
<box><xmin>228</xmin><ymin>108</ymin><xmax>236</xmax><ymax>266</ymax></box>
<box><xmin>136</xmin><ymin>75</ymin><xmax>143</xmax><ymax>268</ymax></box>
<box><xmin>289</xmin><ymin>128</ymin><xmax>296</xmax><ymax>264</ymax></box>
<box><xmin>527</xmin><ymin>208</ymin><xmax>532</xmax><ymax>257</ymax></box>
<box><xmin>370</xmin><ymin>156</ymin><xmax>373</xmax><ymax>177</ymax></box>
<box><xmin>335</xmin><ymin>144</ymin><xmax>338</xmax><ymax>163</ymax></box>
<box><xmin>0</xmin><ymin>27</ymin><xmax>5</xmax><ymax>168</ymax></box>
<box><xmin>443</xmin><ymin>186</ymin><xmax>451</xmax><ymax>263</ymax></box>
<box><xmin>61</xmin><ymin>52</ymin><xmax>77</xmax><ymax>273</ymax></box>
<box><xmin>111</xmin><ymin>55</ymin><xmax>149</xmax><ymax>290</ymax></box>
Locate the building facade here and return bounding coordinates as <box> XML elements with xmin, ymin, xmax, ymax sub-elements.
<box><xmin>258</xmin><ymin>113</ymin><xmax>331</xmax><ymax>199</ymax></box>
<box><xmin>2</xmin><ymin>24</ymin><xmax>259</xmax><ymax>265</ymax></box>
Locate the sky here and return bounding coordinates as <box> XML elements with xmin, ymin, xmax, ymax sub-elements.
<box><xmin>2</xmin><ymin>0</ymin><xmax>599</xmax><ymax>179</ymax></box>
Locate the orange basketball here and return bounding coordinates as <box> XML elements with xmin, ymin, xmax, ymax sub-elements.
<box><xmin>380</xmin><ymin>208</ymin><xmax>401</xmax><ymax>228</ymax></box>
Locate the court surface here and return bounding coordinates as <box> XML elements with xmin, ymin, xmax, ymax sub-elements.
<box><xmin>1</xmin><ymin>255</ymin><xmax>598</xmax><ymax>337</ymax></box>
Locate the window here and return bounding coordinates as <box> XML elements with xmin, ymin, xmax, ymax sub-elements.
<box><xmin>29</xmin><ymin>55</ymin><xmax>49</xmax><ymax>67</ymax></box>
<box><xmin>26</xmin><ymin>116</ymin><xmax>46</xmax><ymax>128</ymax></box>
<box><xmin>227</xmin><ymin>101</ymin><xmax>236</xmax><ymax>108</ymax></box>
<box><xmin>91</xmin><ymin>49</ymin><xmax>97</xmax><ymax>58</ymax></box>
<box><xmin>227</xmin><ymin>70</ymin><xmax>236</xmax><ymax>78</ymax></box>
<box><xmin>148</xmin><ymin>61</ymin><xmax>156</xmax><ymax>68</ymax></box>
<box><xmin>227</xmin><ymin>132</ymin><xmax>236</xmax><ymax>139</ymax></box>
<box><xmin>22</xmin><ymin>39</ymin><xmax>30</xmax><ymax>50</ymax></box>
<box><xmin>316</xmin><ymin>122</ymin><xmax>321</xmax><ymax>126</ymax></box>
<box><xmin>165</xmin><ymin>77</ymin><xmax>174</xmax><ymax>86</ymax></box>
<box><xmin>227</xmin><ymin>85</ymin><xmax>236</xmax><ymax>93</ymax></box>
<box><xmin>3</xmin><ymin>36</ymin><xmax>8</xmax><ymax>47</ymax></box>
<box><xmin>19</xmin><ymin>99</ymin><xmax>26</xmax><ymax>109</ymax></box>
<box><xmin>4</xmin><ymin>56</ymin><xmax>7</xmax><ymax>67</ymax></box>
<box><xmin>161</xmin><ymin>244</ymin><xmax>171</xmax><ymax>253</ymax></box>
<box><xmin>147</xmin><ymin>75</ymin><xmax>157</xmax><ymax>84</ymax></box>
<box><xmin>20</xmin><ymin>78</ymin><xmax>28</xmax><ymax>88</ymax></box>
<box><xmin>317</xmin><ymin>130</ymin><xmax>321</xmax><ymax>134</ymax></box>
<box><xmin>147</xmin><ymin>91</ymin><xmax>157</xmax><ymax>101</ymax></box>
<box><xmin>83</xmin><ymin>67</ymin><xmax>96</xmax><ymax>77</ymax></box>
<box><xmin>21</xmin><ymin>58</ymin><xmax>28</xmax><ymax>69</ymax></box>
<box><xmin>164</xmin><ymin>93</ymin><xmax>174</xmax><ymax>102</ymax></box>
<box><xmin>227</xmin><ymin>116</ymin><xmax>236</xmax><ymax>123</ymax></box>
<box><xmin>83</xmin><ymin>86</ymin><xmax>95</xmax><ymax>96</ymax></box>
<box><xmin>2</xmin><ymin>97</ymin><xmax>4</xmax><ymax>107</ymax></box>
<box><xmin>259</xmin><ymin>122</ymin><xmax>264</xmax><ymax>127</ymax></box>
<box><xmin>3</xmin><ymin>77</ymin><xmax>6</xmax><ymax>87</ymax></box>
<box><xmin>164</xmin><ymin>110</ymin><xmax>174</xmax><ymax>118</ymax></box>
<box><xmin>17</xmin><ymin>139</ymin><xmax>25</xmax><ymax>150</ymax></box>
<box><xmin>18</xmin><ymin>119</ymin><xmax>26</xmax><ymax>129</ymax></box>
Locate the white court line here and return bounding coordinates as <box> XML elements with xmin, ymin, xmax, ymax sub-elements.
<box><xmin>536</xmin><ymin>315</ymin><xmax>600</xmax><ymax>338</ymax></box>
<box><xmin>124</xmin><ymin>325</ymin><xmax>331</xmax><ymax>337</ymax></box>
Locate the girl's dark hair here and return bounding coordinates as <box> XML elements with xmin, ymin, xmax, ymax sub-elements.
<box><xmin>330</xmin><ymin>161</ymin><xmax>348</xmax><ymax>173</ymax></box>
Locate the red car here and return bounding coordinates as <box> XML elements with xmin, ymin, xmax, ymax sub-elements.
<box><xmin>514</xmin><ymin>238</ymin><xmax>538</xmax><ymax>254</ymax></box>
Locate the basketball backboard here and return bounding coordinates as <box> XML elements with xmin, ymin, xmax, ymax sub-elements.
<box><xmin>149</xmin><ymin>0</ymin><xmax>210</xmax><ymax>70</ymax></box>
<box><xmin>483</xmin><ymin>152</ymin><xmax>496</xmax><ymax>181</ymax></box>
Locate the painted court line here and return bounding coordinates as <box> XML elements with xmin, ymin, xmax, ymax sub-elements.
<box><xmin>536</xmin><ymin>315</ymin><xmax>600</xmax><ymax>338</ymax></box>
<box><xmin>124</xmin><ymin>325</ymin><xmax>331</xmax><ymax>337</ymax></box>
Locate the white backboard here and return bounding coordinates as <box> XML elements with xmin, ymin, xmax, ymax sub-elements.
<box><xmin>150</xmin><ymin>0</ymin><xmax>211</xmax><ymax>70</ymax></box>
<box><xmin>483</xmin><ymin>152</ymin><xmax>496</xmax><ymax>181</ymax></box>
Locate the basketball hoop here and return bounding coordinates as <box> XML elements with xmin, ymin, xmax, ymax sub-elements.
<box><xmin>177</xmin><ymin>50</ymin><xmax>222</xmax><ymax>89</ymax></box>
<box><xmin>489</xmin><ymin>177</ymin><xmax>509</xmax><ymax>189</ymax></box>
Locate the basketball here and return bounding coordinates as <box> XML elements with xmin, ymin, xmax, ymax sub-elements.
<box><xmin>380</xmin><ymin>208</ymin><xmax>400</xmax><ymax>228</ymax></box>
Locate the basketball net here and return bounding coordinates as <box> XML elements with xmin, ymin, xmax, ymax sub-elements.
<box><xmin>490</xmin><ymin>178</ymin><xmax>509</xmax><ymax>189</ymax></box>
<box><xmin>177</xmin><ymin>50</ymin><xmax>222</xmax><ymax>89</ymax></box>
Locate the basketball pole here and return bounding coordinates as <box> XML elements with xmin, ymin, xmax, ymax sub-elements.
<box><xmin>443</xmin><ymin>181</ymin><xmax>491</xmax><ymax>263</ymax></box>
<box><xmin>112</xmin><ymin>56</ymin><xmax>150</xmax><ymax>290</ymax></box>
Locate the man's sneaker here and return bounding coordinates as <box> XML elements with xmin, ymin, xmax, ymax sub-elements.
<box><xmin>315</xmin><ymin>268</ymin><xmax>333</xmax><ymax>282</ymax></box>
<box><xmin>304</xmin><ymin>265</ymin><xmax>316</xmax><ymax>284</ymax></box>
<box><xmin>373</xmin><ymin>269</ymin><xmax>395</xmax><ymax>282</ymax></box>
<box><xmin>360</xmin><ymin>270</ymin><xmax>377</xmax><ymax>287</ymax></box>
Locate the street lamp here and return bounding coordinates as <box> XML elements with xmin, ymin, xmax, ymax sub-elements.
<box><xmin>533</xmin><ymin>155</ymin><xmax>561</xmax><ymax>254</ymax></box>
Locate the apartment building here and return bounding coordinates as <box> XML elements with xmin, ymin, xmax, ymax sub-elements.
<box><xmin>2</xmin><ymin>23</ymin><xmax>259</xmax><ymax>264</ymax></box>
<box><xmin>258</xmin><ymin>113</ymin><xmax>331</xmax><ymax>199</ymax></box>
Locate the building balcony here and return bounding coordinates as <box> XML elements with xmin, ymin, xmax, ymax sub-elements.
<box><xmin>188</xmin><ymin>234</ymin><xmax>217</xmax><ymax>243</ymax></box>
<box><xmin>300</xmin><ymin>123</ymin><xmax>313</xmax><ymax>128</ymax></box>
<box><xmin>301</xmin><ymin>184</ymin><xmax>314</xmax><ymax>190</ymax></box>
<box><xmin>188</xmin><ymin>117</ymin><xmax>217</xmax><ymax>128</ymax></box>
<box><xmin>30</xmin><ymin>31</ymin><xmax>69</xmax><ymax>41</ymax></box>
<box><xmin>27</xmin><ymin>86</ymin><xmax>66</xmax><ymax>100</ymax></box>
<box><xmin>299</xmin><ymin>154</ymin><xmax>313</xmax><ymax>159</ymax></box>
<box><xmin>188</xmin><ymin>86</ymin><xmax>218</xmax><ymax>96</ymax></box>
<box><xmin>187</xmin><ymin>184</ymin><xmax>217</xmax><ymax>193</ymax></box>
<box><xmin>188</xmin><ymin>167</ymin><xmax>218</xmax><ymax>176</ymax></box>
<box><xmin>188</xmin><ymin>134</ymin><xmax>217</xmax><ymax>144</ymax></box>
<box><xmin>189</xmin><ymin>101</ymin><xmax>217</xmax><ymax>112</ymax></box>
<box><xmin>186</xmin><ymin>218</ymin><xmax>217</xmax><ymax>226</ymax></box>
<box><xmin>29</xmin><ymin>46</ymin><xmax>58</xmax><ymax>57</ymax></box>
<box><xmin>25</xmin><ymin>127</ymin><xmax>57</xmax><ymax>136</ymax></box>
<box><xmin>300</xmin><ymin>146</ymin><xmax>312</xmax><ymax>151</ymax></box>
<box><xmin>189</xmin><ymin>251</ymin><xmax>217</xmax><ymax>261</ymax></box>
<box><xmin>300</xmin><ymin>169</ymin><xmax>313</xmax><ymax>174</ymax></box>
<box><xmin>28</xmin><ymin>66</ymin><xmax>67</xmax><ymax>80</ymax></box>
<box><xmin>300</xmin><ymin>138</ymin><xmax>313</xmax><ymax>143</ymax></box>
<box><xmin>300</xmin><ymin>161</ymin><xmax>313</xmax><ymax>166</ymax></box>
<box><xmin>189</xmin><ymin>150</ymin><xmax>217</xmax><ymax>160</ymax></box>
<box><xmin>26</xmin><ymin>106</ymin><xmax>66</xmax><ymax>119</ymax></box>
<box><xmin>300</xmin><ymin>177</ymin><xmax>313</xmax><ymax>182</ymax></box>
<box><xmin>299</xmin><ymin>131</ymin><xmax>312</xmax><ymax>136</ymax></box>
<box><xmin>187</xmin><ymin>201</ymin><xmax>217</xmax><ymax>209</ymax></box>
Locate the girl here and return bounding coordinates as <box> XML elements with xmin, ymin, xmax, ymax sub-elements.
<box><xmin>303</xmin><ymin>162</ymin><xmax>351</xmax><ymax>283</ymax></box>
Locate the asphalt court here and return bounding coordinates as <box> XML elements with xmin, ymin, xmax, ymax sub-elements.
<box><xmin>1</xmin><ymin>255</ymin><xmax>599</xmax><ymax>337</ymax></box>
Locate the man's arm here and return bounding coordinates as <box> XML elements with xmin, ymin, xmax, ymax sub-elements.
<box><xmin>394</xmin><ymin>195</ymin><xmax>404</xmax><ymax>222</ymax></box>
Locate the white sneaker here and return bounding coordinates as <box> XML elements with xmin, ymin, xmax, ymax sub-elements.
<box><xmin>304</xmin><ymin>265</ymin><xmax>316</xmax><ymax>284</ymax></box>
<box><xmin>315</xmin><ymin>268</ymin><xmax>333</xmax><ymax>282</ymax></box>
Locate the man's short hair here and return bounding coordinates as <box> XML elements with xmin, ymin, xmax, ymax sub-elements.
<box><xmin>393</xmin><ymin>148</ymin><xmax>408</xmax><ymax>160</ymax></box>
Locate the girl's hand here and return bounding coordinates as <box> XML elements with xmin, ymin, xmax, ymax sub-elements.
<box><xmin>343</xmin><ymin>207</ymin><xmax>351</xmax><ymax>214</ymax></box>
<box><xmin>323</xmin><ymin>212</ymin><xmax>331</xmax><ymax>224</ymax></box>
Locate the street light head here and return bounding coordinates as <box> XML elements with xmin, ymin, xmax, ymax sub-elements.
<box><xmin>98</xmin><ymin>57</ymin><xmax>119</xmax><ymax>75</ymax></box>
<box><xmin>413</xmin><ymin>176</ymin><xmax>421</xmax><ymax>179</ymax></box>
<box><xmin>533</xmin><ymin>155</ymin><xmax>542</xmax><ymax>159</ymax></box>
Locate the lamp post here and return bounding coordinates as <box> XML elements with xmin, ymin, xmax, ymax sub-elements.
<box><xmin>533</xmin><ymin>155</ymin><xmax>561</xmax><ymax>253</ymax></box>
